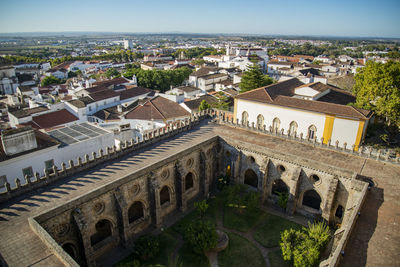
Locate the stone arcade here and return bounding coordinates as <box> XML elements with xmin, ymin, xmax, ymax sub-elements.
<box><xmin>1</xmin><ymin>111</ymin><xmax>398</xmax><ymax>267</ymax></box>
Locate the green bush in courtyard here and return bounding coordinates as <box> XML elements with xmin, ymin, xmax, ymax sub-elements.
<box><xmin>133</xmin><ymin>235</ymin><xmax>160</xmax><ymax>261</ymax></box>
<box><xmin>280</xmin><ymin>221</ymin><xmax>330</xmax><ymax>267</ymax></box>
<box><xmin>184</xmin><ymin>220</ymin><xmax>218</xmax><ymax>254</ymax></box>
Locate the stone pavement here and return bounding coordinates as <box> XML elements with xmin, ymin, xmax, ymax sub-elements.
<box><xmin>0</xmin><ymin>121</ymin><xmax>399</xmax><ymax>267</ymax></box>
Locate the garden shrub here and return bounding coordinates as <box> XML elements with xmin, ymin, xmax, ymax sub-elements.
<box><xmin>134</xmin><ymin>235</ymin><xmax>160</xmax><ymax>261</ymax></box>
<box><xmin>184</xmin><ymin>220</ymin><xmax>218</xmax><ymax>254</ymax></box>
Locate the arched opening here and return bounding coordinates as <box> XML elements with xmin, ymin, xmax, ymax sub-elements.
<box><xmin>277</xmin><ymin>165</ymin><xmax>286</xmax><ymax>173</ymax></box>
<box><xmin>272</xmin><ymin>179</ymin><xmax>289</xmax><ymax>196</ymax></box>
<box><xmin>62</xmin><ymin>243</ymin><xmax>77</xmax><ymax>260</ymax></box>
<box><xmin>185</xmin><ymin>172</ymin><xmax>194</xmax><ymax>191</ymax></box>
<box><xmin>90</xmin><ymin>219</ymin><xmax>112</xmax><ymax>246</ymax></box>
<box><xmin>272</xmin><ymin>117</ymin><xmax>281</xmax><ymax>132</ymax></box>
<box><xmin>310</xmin><ymin>174</ymin><xmax>320</xmax><ymax>183</ymax></box>
<box><xmin>160</xmin><ymin>186</ymin><xmax>170</xmax><ymax>205</ymax></box>
<box><xmin>335</xmin><ymin>205</ymin><xmax>344</xmax><ymax>219</ymax></box>
<box><xmin>308</xmin><ymin>125</ymin><xmax>317</xmax><ymax>139</ymax></box>
<box><xmin>289</xmin><ymin>121</ymin><xmax>298</xmax><ymax>136</ymax></box>
<box><xmin>249</xmin><ymin>156</ymin><xmax>255</xmax><ymax>164</ymax></box>
<box><xmin>241</xmin><ymin>111</ymin><xmax>249</xmax><ymax>126</ymax></box>
<box><xmin>257</xmin><ymin>114</ymin><xmax>264</xmax><ymax>129</ymax></box>
<box><xmin>128</xmin><ymin>201</ymin><xmax>144</xmax><ymax>224</ymax></box>
<box><xmin>244</xmin><ymin>169</ymin><xmax>258</xmax><ymax>188</ymax></box>
<box><xmin>302</xmin><ymin>190</ymin><xmax>322</xmax><ymax>210</ymax></box>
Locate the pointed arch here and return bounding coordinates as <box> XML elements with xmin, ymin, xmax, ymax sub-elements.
<box><xmin>256</xmin><ymin>114</ymin><xmax>264</xmax><ymax>129</ymax></box>
<box><xmin>272</xmin><ymin>179</ymin><xmax>289</xmax><ymax>196</ymax></box>
<box><xmin>289</xmin><ymin>121</ymin><xmax>298</xmax><ymax>136</ymax></box>
<box><xmin>308</xmin><ymin>125</ymin><xmax>317</xmax><ymax>139</ymax></box>
<box><xmin>90</xmin><ymin>219</ymin><xmax>113</xmax><ymax>246</ymax></box>
<box><xmin>128</xmin><ymin>201</ymin><xmax>144</xmax><ymax>224</ymax></box>
<box><xmin>244</xmin><ymin>169</ymin><xmax>258</xmax><ymax>188</ymax></box>
<box><xmin>185</xmin><ymin>172</ymin><xmax>194</xmax><ymax>191</ymax></box>
<box><xmin>160</xmin><ymin>186</ymin><xmax>170</xmax><ymax>205</ymax></box>
<box><xmin>242</xmin><ymin>111</ymin><xmax>249</xmax><ymax>126</ymax></box>
<box><xmin>272</xmin><ymin>117</ymin><xmax>281</xmax><ymax>132</ymax></box>
<box><xmin>302</xmin><ymin>189</ymin><xmax>321</xmax><ymax>210</ymax></box>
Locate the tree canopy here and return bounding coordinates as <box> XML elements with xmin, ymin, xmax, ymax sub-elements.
<box><xmin>122</xmin><ymin>66</ymin><xmax>192</xmax><ymax>92</ymax></box>
<box><xmin>41</xmin><ymin>76</ymin><xmax>63</xmax><ymax>87</ymax></box>
<box><xmin>239</xmin><ymin>63</ymin><xmax>274</xmax><ymax>93</ymax></box>
<box><xmin>353</xmin><ymin>60</ymin><xmax>400</xmax><ymax>127</ymax></box>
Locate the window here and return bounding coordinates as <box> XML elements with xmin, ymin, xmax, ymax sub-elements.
<box><xmin>272</xmin><ymin>117</ymin><xmax>281</xmax><ymax>132</ymax></box>
<box><xmin>22</xmin><ymin>167</ymin><xmax>33</xmax><ymax>178</ymax></box>
<box><xmin>90</xmin><ymin>219</ymin><xmax>112</xmax><ymax>247</ymax></box>
<box><xmin>185</xmin><ymin>172</ymin><xmax>194</xmax><ymax>191</ymax></box>
<box><xmin>241</xmin><ymin>111</ymin><xmax>249</xmax><ymax>126</ymax></box>
<box><xmin>45</xmin><ymin>160</ymin><xmax>54</xmax><ymax>171</ymax></box>
<box><xmin>128</xmin><ymin>202</ymin><xmax>144</xmax><ymax>224</ymax></box>
<box><xmin>160</xmin><ymin>186</ymin><xmax>170</xmax><ymax>205</ymax></box>
<box><xmin>0</xmin><ymin>176</ymin><xmax>6</xmax><ymax>188</ymax></box>
<box><xmin>308</xmin><ymin>125</ymin><xmax>317</xmax><ymax>139</ymax></box>
<box><xmin>289</xmin><ymin>121</ymin><xmax>298</xmax><ymax>136</ymax></box>
<box><xmin>256</xmin><ymin>114</ymin><xmax>264</xmax><ymax>129</ymax></box>
<box><xmin>88</xmin><ymin>106</ymin><xmax>92</xmax><ymax>112</ymax></box>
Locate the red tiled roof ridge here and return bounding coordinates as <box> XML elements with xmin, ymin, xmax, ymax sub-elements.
<box><xmin>149</xmin><ymin>96</ymin><xmax>167</xmax><ymax>120</ymax></box>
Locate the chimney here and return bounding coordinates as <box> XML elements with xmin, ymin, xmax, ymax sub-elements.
<box><xmin>1</xmin><ymin>127</ymin><xmax>38</xmax><ymax>156</ymax></box>
<box><xmin>117</xmin><ymin>105</ymin><xmax>122</xmax><ymax>113</ymax></box>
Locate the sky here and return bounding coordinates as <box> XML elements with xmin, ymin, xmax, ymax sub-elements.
<box><xmin>0</xmin><ymin>0</ymin><xmax>399</xmax><ymax>38</ymax></box>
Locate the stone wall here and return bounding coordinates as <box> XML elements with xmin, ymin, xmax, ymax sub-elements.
<box><xmin>0</xmin><ymin>110</ymin><xmax>213</xmax><ymax>203</ymax></box>
<box><xmin>32</xmin><ymin>135</ymin><xmax>219</xmax><ymax>266</ymax></box>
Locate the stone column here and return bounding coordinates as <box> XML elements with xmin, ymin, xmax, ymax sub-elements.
<box><xmin>72</xmin><ymin>209</ymin><xmax>95</xmax><ymax>267</ymax></box>
<box><xmin>286</xmin><ymin>167</ymin><xmax>302</xmax><ymax>215</ymax></box>
<box><xmin>148</xmin><ymin>173</ymin><xmax>162</xmax><ymax>228</ymax></box>
<box><xmin>322</xmin><ymin>176</ymin><xmax>339</xmax><ymax>223</ymax></box>
<box><xmin>113</xmin><ymin>189</ymin><xmax>129</xmax><ymax>246</ymax></box>
<box><xmin>260</xmin><ymin>158</ymin><xmax>270</xmax><ymax>204</ymax></box>
<box><xmin>174</xmin><ymin>161</ymin><xmax>186</xmax><ymax>212</ymax></box>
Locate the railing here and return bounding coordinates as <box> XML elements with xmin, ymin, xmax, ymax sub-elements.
<box><xmin>0</xmin><ymin>109</ymin><xmax>214</xmax><ymax>203</ymax></box>
<box><xmin>214</xmin><ymin>111</ymin><xmax>400</xmax><ymax>165</ymax></box>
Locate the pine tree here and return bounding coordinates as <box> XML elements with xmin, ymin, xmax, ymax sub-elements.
<box><xmin>239</xmin><ymin>63</ymin><xmax>273</xmax><ymax>93</ymax></box>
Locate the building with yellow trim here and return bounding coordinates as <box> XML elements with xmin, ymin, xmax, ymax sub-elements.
<box><xmin>234</xmin><ymin>78</ymin><xmax>373</xmax><ymax>150</ymax></box>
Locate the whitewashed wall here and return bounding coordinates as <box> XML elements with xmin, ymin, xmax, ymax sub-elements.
<box><xmin>236</xmin><ymin>99</ymin><xmax>326</xmax><ymax>138</ymax></box>
<box><xmin>0</xmin><ymin>132</ymin><xmax>114</xmax><ymax>189</ymax></box>
<box><xmin>330</xmin><ymin>117</ymin><xmax>360</xmax><ymax>147</ymax></box>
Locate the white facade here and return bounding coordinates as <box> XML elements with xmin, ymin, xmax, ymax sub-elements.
<box><xmin>0</xmin><ymin>128</ymin><xmax>114</xmax><ymax>189</ymax></box>
<box><xmin>235</xmin><ymin>99</ymin><xmax>366</xmax><ymax>148</ymax></box>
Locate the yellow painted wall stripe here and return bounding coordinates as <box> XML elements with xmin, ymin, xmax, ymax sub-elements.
<box><xmin>322</xmin><ymin>115</ymin><xmax>335</xmax><ymax>144</ymax></box>
<box><xmin>354</xmin><ymin>120</ymin><xmax>365</xmax><ymax>151</ymax></box>
<box><xmin>233</xmin><ymin>98</ymin><xmax>238</xmax><ymax>122</ymax></box>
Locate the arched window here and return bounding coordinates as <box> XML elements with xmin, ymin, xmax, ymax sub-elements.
<box><xmin>272</xmin><ymin>117</ymin><xmax>281</xmax><ymax>132</ymax></box>
<box><xmin>62</xmin><ymin>243</ymin><xmax>77</xmax><ymax>260</ymax></box>
<box><xmin>256</xmin><ymin>114</ymin><xmax>264</xmax><ymax>129</ymax></box>
<box><xmin>128</xmin><ymin>201</ymin><xmax>144</xmax><ymax>224</ymax></box>
<box><xmin>308</xmin><ymin>125</ymin><xmax>317</xmax><ymax>139</ymax></box>
<box><xmin>244</xmin><ymin>169</ymin><xmax>258</xmax><ymax>188</ymax></box>
<box><xmin>91</xmin><ymin>219</ymin><xmax>112</xmax><ymax>246</ymax></box>
<box><xmin>160</xmin><ymin>186</ymin><xmax>170</xmax><ymax>205</ymax></box>
<box><xmin>289</xmin><ymin>121</ymin><xmax>298</xmax><ymax>136</ymax></box>
<box><xmin>335</xmin><ymin>205</ymin><xmax>344</xmax><ymax>219</ymax></box>
<box><xmin>272</xmin><ymin>179</ymin><xmax>289</xmax><ymax>196</ymax></box>
<box><xmin>302</xmin><ymin>190</ymin><xmax>322</xmax><ymax>210</ymax></box>
<box><xmin>242</xmin><ymin>111</ymin><xmax>249</xmax><ymax>126</ymax></box>
<box><xmin>185</xmin><ymin>172</ymin><xmax>194</xmax><ymax>191</ymax></box>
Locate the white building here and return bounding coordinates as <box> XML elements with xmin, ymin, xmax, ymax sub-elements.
<box><xmin>0</xmin><ymin>123</ymin><xmax>114</xmax><ymax>189</ymax></box>
<box><xmin>234</xmin><ymin>78</ymin><xmax>372</xmax><ymax>150</ymax></box>
<box><xmin>0</xmin><ymin>65</ymin><xmax>19</xmax><ymax>95</ymax></box>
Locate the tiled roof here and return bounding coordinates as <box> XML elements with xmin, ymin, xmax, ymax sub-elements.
<box><xmin>295</xmin><ymin>82</ymin><xmax>329</xmax><ymax>93</ymax></box>
<box><xmin>68</xmin><ymin>96</ymin><xmax>94</xmax><ymax>108</ymax></box>
<box><xmin>183</xmin><ymin>95</ymin><xmax>218</xmax><ymax>111</ymax></box>
<box><xmin>176</xmin><ymin>86</ymin><xmax>200</xmax><ymax>93</ymax></box>
<box><xmin>89</xmin><ymin>89</ymin><xmax>119</xmax><ymax>102</ymax></box>
<box><xmin>190</xmin><ymin>67</ymin><xmax>219</xmax><ymax>77</ymax></box>
<box><xmin>31</xmin><ymin>109</ymin><xmax>78</xmax><ymax>129</ymax></box>
<box><xmin>119</xmin><ymin>87</ymin><xmax>153</xmax><ymax>100</ymax></box>
<box><xmin>235</xmin><ymin>78</ymin><xmax>372</xmax><ymax>120</ymax></box>
<box><xmin>198</xmin><ymin>73</ymin><xmax>227</xmax><ymax>80</ymax></box>
<box><xmin>92</xmin><ymin>77</ymin><xmax>131</xmax><ymax>87</ymax></box>
<box><xmin>125</xmin><ymin>96</ymin><xmax>190</xmax><ymax>121</ymax></box>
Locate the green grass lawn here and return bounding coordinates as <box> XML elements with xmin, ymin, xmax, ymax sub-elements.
<box><xmin>268</xmin><ymin>249</ymin><xmax>293</xmax><ymax>267</ymax></box>
<box><xmin>176</xmin><ymin>243</ymin><xmax>210</xmax><ymax>267</ymax></box>
<box><xmin>223</xmin><ymin>206</ymin><xmax>266</xmax><ymax>232</ymax></box>
<box><xmin>218</xmin><ymin>232</ymin><xmax>265</xmax><ymax>267</ymax></box>
<box><xmin>252</xmin><ymin>213</ymin><xmax>302</xmax><ymax>248</ymax></box>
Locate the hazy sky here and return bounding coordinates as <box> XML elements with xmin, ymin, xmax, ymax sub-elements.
<box><xmin>0</xmin><ymin>0</ymin><xmax>399</xmax><ymax>37</ymax></box>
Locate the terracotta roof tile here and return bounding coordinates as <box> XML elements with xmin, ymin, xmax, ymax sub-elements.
<box><xmin>31</xmin><ymin>109</ymin><xmax>78</xmax><ymax>129</ymax></box>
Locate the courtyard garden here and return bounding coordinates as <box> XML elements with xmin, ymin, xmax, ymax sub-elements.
<box><xmin>115</xmin><ymin>184</ymin><xmax>330</xmax><ymax>267</ymax></box>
